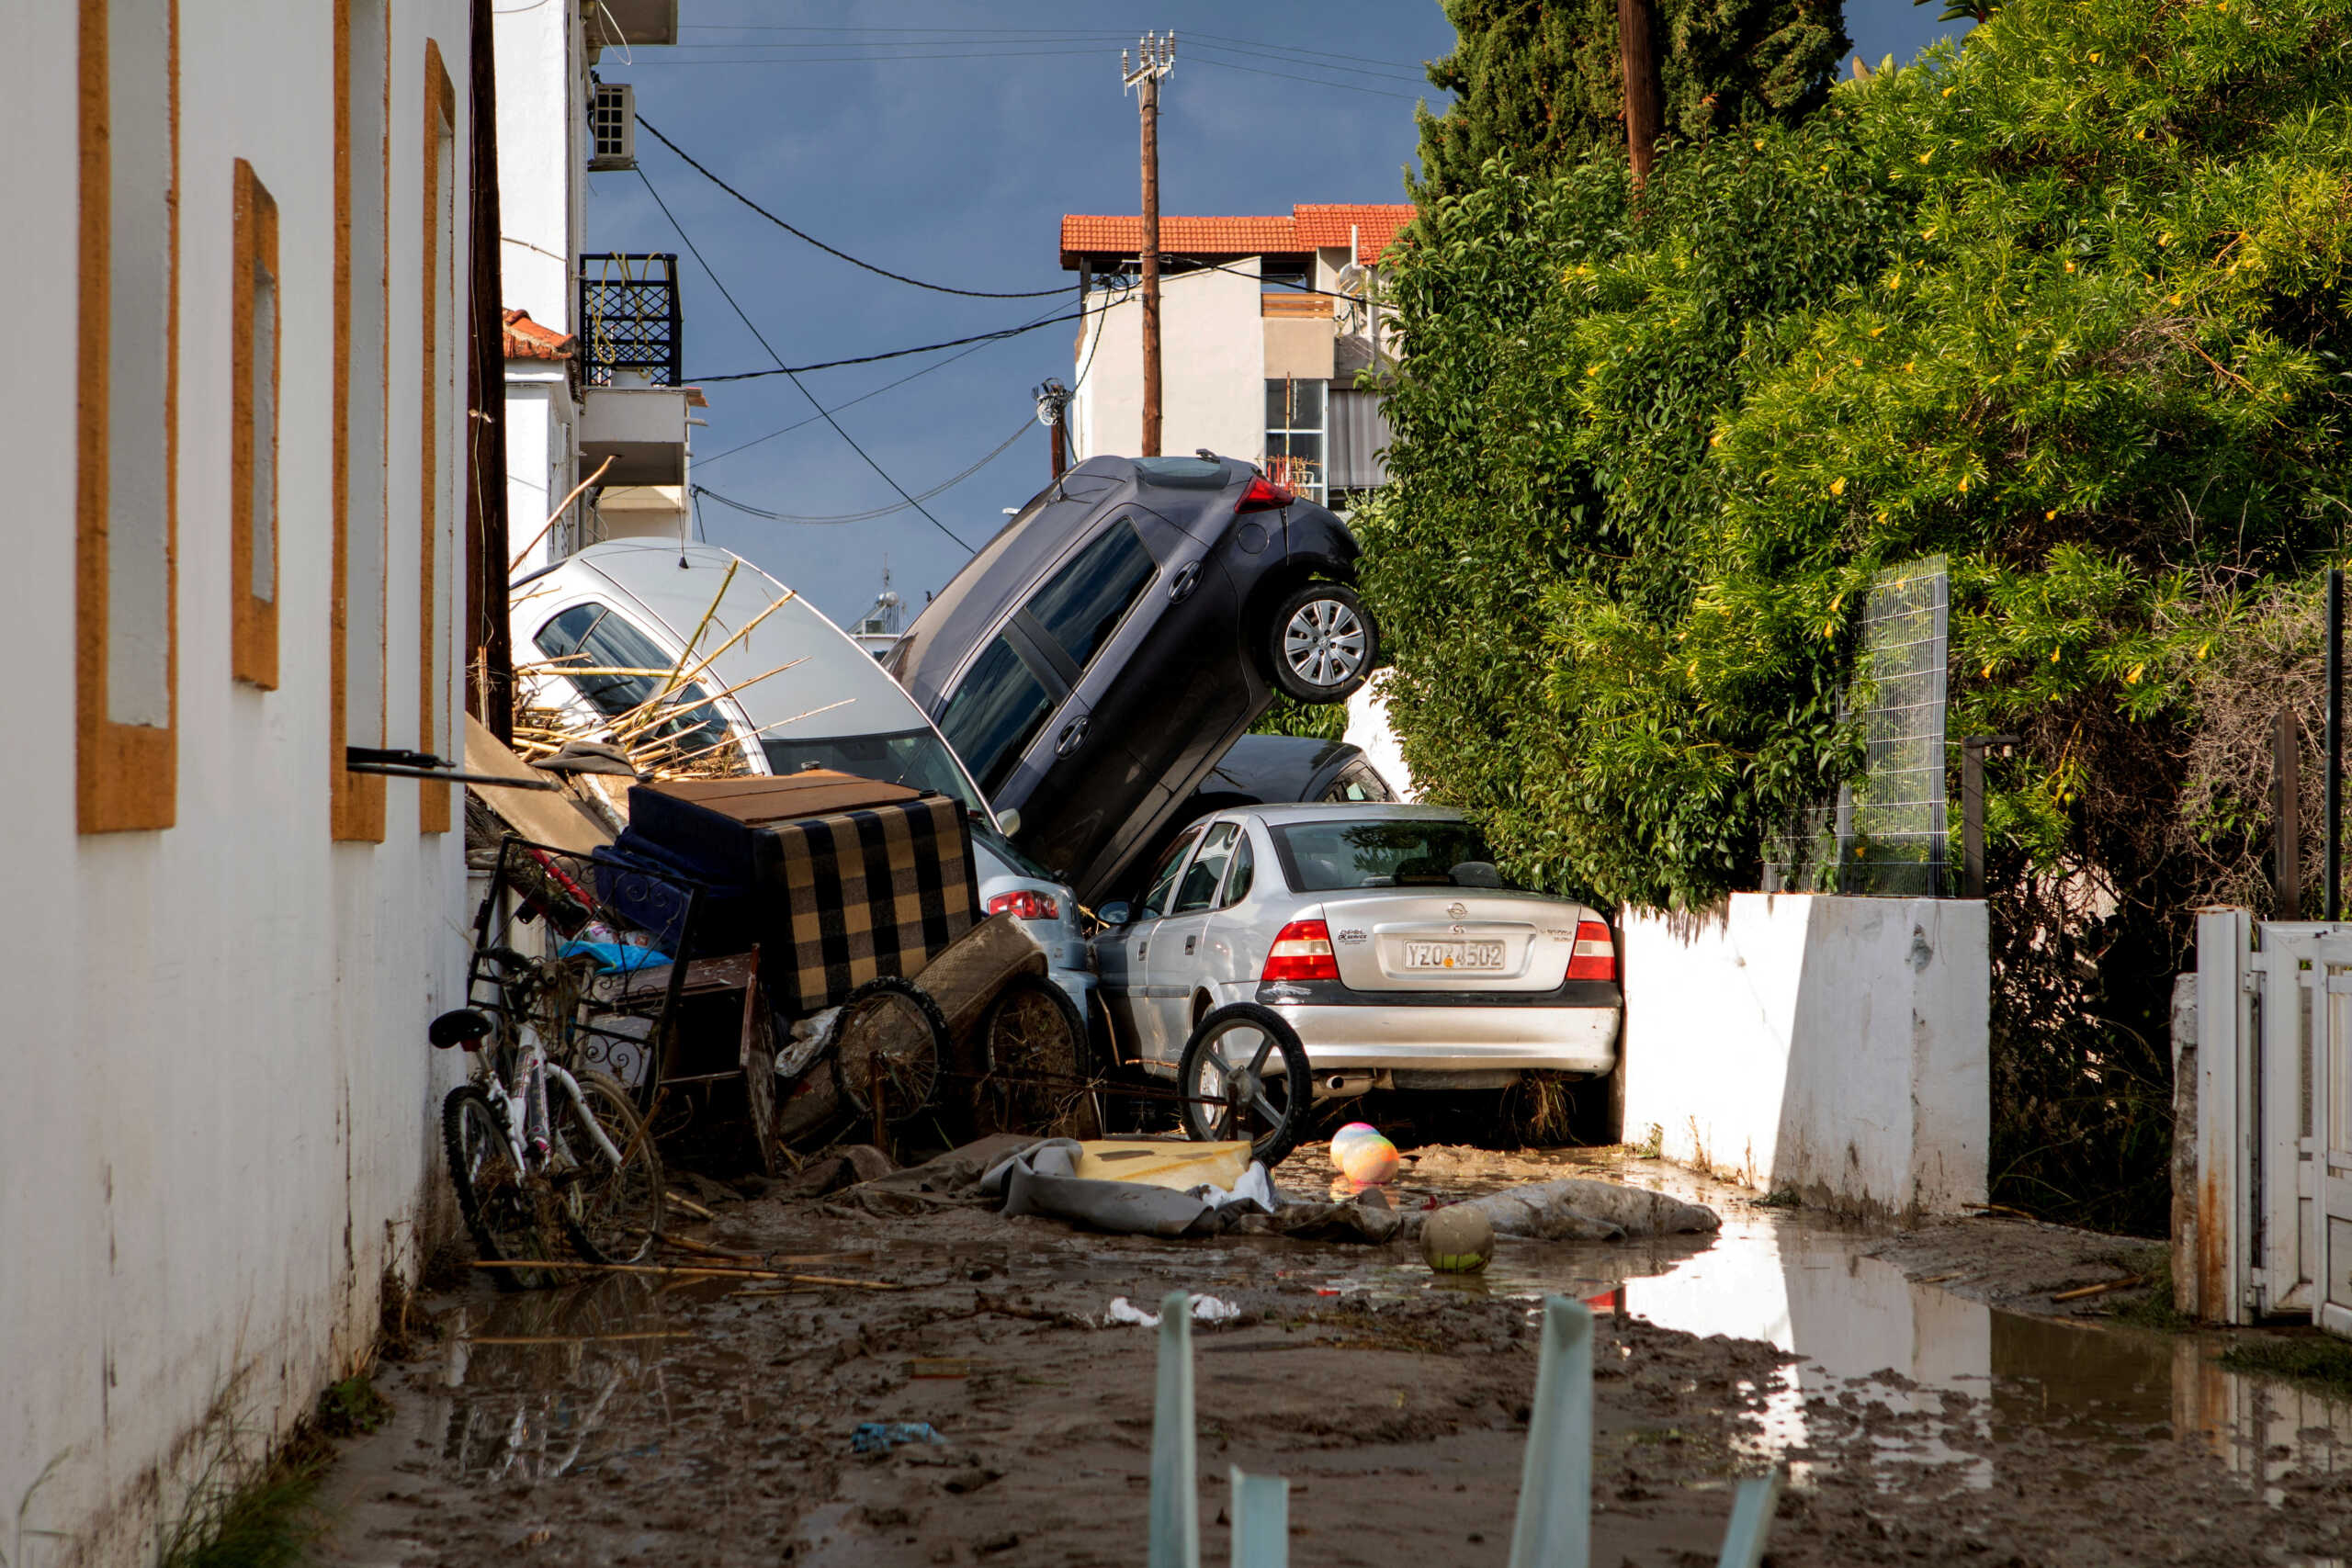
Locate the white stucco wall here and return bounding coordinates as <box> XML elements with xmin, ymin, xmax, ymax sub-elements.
<box><xmin>504</xmin><ymin>371</ymin><xmax>576</xmax><ymax>572</ymax></box>
<box><xmin>492</xmin><ymin>0</ymin><xmax>582</xmax><ymax>333</ymax></box>
<box><xmin>1619</xmin><ymin>895</ymin><xmax>1989</xmax><ymax>1220</ymax></box>
<box><xmin>0</xmin><ymin>4</ymin><xmax>474</xmax><ymax>1560</ymax></box>
<box><xmin>1071</xmin><ymin>261</ymin><xmax>1264</xmax><ymax>463</ymax></box>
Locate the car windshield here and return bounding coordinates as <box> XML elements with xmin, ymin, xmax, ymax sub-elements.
<box><xmin>1267</xmin><ymin>818</ymin><xmax>1516</xmax><ymax>892</ymax></box>
<box><xmin>533</xmin><ymin>603</ymin><xmax>732</xmax><ymax>758</ymax></box>
<box><xmin>762</xmin><ymin>728</ymin><xmax>983</xmax><ymax>817</ymax></box>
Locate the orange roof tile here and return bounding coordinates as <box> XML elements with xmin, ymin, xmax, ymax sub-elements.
<box><xmin>1060</xmin><ymin>204</ymin><xmax>1414</xmax><ymax>268</ymax></box>
<box><xmin>503</xmin><ymin>307</ymin><xmax>574</xmax><ymax>362</ymax></box>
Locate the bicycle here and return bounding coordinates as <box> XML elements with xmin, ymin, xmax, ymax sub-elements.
<box><xmin>431</xmin><ymin>946</ymin><xmax>665</xmax><ymax>1290</ymax></box>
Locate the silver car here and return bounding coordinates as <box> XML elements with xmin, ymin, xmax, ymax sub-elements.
<box><xmin>1091</xmin><ymin>804</ymin><xmax>1621</xmax><ymax>1104</ymax></box>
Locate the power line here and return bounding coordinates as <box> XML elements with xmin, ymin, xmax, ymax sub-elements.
<box><xmin>635</xmin><ymin>114</ymin><xmax>1068</xmax><ymax>299</ymax></box>
<box><xmin>695</xmin><ymin>417</ymin><xmax>1035</xmax><ymax>525</ymax></box>
<box><xmin>696</xmin><ymin>295</ymin><xmax>1082</xmax><ymax>468</ymax></box>
<box><xmin>688</xmin><ymin>310</ymin><xmax>1084</xmax><ymax>382</ymax></box>
<box><xmin>632</xmin><ymin>165</ymin><xmax>976</xmax><ymax>554</ymax></box>
<box><xmin>1185</xmin><ymin>56</ymin><xmax>1423</xmax><ymax>100</ymax></box>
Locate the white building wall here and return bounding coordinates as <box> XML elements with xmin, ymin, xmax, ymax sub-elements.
<box><xmin>492</xmin><ymin>0</ymin><xmax>582</xmax><ymax>333</ymax></box>
<box><xmin>503</xmin><ymin>371</ymin><xmax>577</xmax><ymax>572</ymax></box>
<box><xmin>1071</xmin><ymin>262</ymin><xmax>1262</xmax><ymax>464</ymax></box>
<box><xmin>0</xmin><ymin>4</ymin><xmax>474</xmax><ymax>1561</ymax></box>
<box><xmin>1619</xmin><ymin>895</ymin><xmax>1989</xmax><ymax>1221</ymax></box>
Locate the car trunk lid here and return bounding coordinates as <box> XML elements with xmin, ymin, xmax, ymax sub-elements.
<box><xmin>1315</xmin><ymin>891</ymin><xmax>1586</xmax><ymax>994</ymax></box>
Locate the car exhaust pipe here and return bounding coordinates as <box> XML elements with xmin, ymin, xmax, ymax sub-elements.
<box><xmin>1311</xmin><ymin>1071</ymin><xmax>1376</xmax><ymax>1101</ymax></box>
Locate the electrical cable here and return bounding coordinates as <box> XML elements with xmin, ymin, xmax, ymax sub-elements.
<box><xmin>631</xmin><ymin>165</ymin><xmax>975</xmax><ymax>553</ymax></box>
<box><xmin>687</xmin><ymin>310</ymin><xmax>1086</xmax><ymax>381</ymax></box>
<box><xmin>698</xmin><ymin>286</ymin><xmax>1111</xmax><ymax>469</ymax></box>
<box><xmin>1183</xmin><ymin>56</ymin><xmax>1423</xmax><ymax>100</ymax></box>
<box><xmin>695</xmin><ymin>417</ymin><xmax>1035</xmax><ymax>525</ymax></box>
<box><xmin>636</xmin><ymin>115</ymin><xmax>1067</xmax><ymax>299</ymax></box>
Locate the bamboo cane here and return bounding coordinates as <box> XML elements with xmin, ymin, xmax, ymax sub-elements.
<box><xmin>469</xmin><ymin>1258</ymin><xmax>903</xmax><ymax>1290</ymax></box>
<box><xmin>508</xmin><ymin>455</ymin><xmax>616</xmax><ymax>570</ymax></box>
<box><xmin>659</xmin><ymin>558</ymin><xmax>740</xmax><ymax>701</ymax></box>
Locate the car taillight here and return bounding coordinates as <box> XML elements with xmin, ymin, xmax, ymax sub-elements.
<box><xmin>987</xmin><ymin>889</ymin><xmax>1060</xmax><ymax>921</ymax></box>
<box><xmin>1566</xmin><ymin>919</ymin><xmax>1617</xmax><ymax>982</ymax></box>
<box><xmin>1237</xmin><ymin>476</ymin><xmax>1295</xmax><ymax>513</ymax></box>
<box><xmin>1262</xmin><ymin>919</ymin><xmax>1338</xmax><ymax>983</ymax></box>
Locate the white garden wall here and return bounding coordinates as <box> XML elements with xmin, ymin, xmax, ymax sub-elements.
<box><xmin>1620</xmin><ymin>895</ymin><xmax>1988</xmax><ymax>1220</ymax></box>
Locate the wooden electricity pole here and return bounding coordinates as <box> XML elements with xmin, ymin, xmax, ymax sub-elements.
<box><xmin>1124</xmin><ymin>32</ymin><xmax>1175</xmax><ymax>457</ymax></box>
<box><xmin>1618</xmin><ymin>0</ymin><xmax>1662</xmax><ymax>190</ymax></box>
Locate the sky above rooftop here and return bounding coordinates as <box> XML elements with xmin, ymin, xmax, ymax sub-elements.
<box><xmin>589</xmin><ymin>2</ymin><xmax>1973</xmax><ymax>628</ymax></box>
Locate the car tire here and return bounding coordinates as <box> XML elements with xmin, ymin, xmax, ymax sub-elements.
<box><xmin>1265</xmin><ymin>582</ymin><xmax>1377</xmax><ymax>704</ymax></box>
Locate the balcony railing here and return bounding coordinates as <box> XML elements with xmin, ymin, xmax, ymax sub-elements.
<box><xmin>579</xmin><ymin>253</ymin><xmax>681</xmax><ymax>387</ymax></box>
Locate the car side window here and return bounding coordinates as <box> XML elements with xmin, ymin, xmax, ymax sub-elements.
<box><xmin>1322</xmin><ymin>764</ymin><xmax>1395</xmax><ymax>805</ymax></box>
<box><xmin>936</xmin><ymin>637</ymin><xmax>1056</xmax><ymax>795</ymax></box>
<box><xmin>1024</xmin><ymin>518</ymin><xmax>1156</xmax><ymax>671</ymax></box>
<box><xmin>1219</xmin><ymin>832</ymin><xmax>1255</xmax><ymax>908</ymax></box>
<box><xmin>1171</xmin><ymin>821</ymin><xmax>1238</xmax><ymax>915</ymax></box>
<box><xmin>1136</xmin><ymin>826</ymin><xmax>1204</xmax><ymax>921</ymax></box>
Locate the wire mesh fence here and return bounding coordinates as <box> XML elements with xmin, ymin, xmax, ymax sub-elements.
<box><xmin>1766</xmin><ymin>558</ymin><xmax>1951</xmax><ymax>897</ymax></box>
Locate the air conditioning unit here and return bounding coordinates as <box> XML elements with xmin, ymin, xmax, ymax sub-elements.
<box><xmin>588</xmin><ymin>83</ymin><xmax>635</xmax><ymax>171</ymax></box>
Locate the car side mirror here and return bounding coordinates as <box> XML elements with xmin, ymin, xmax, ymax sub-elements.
<box><xmin>1097</xmin><ymin>901</ymin><xmax>1132</xmax><ymax>929</ymax></box>
<box><xmin>994</xmin><ymin>807</ymin><xmax>1023</xmax><ymax>838</ymax></box>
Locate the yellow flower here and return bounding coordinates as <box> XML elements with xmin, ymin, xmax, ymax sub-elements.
<box><xmin>1709</xmin><ymin>432</ymin><xmax>1723</xmax><ymax>447</ymax></box>
<box><xmin>2088</xmin><ymin>51</ymin><xmax>2102</xmax><ymax>62</ymax></box>
<box><xmin>1917</xmin><ymin>151</ymin><xmax>1933</xmax><ymax>164</ymax></box>
<box><xmin>1981</xmin><ymin>664</ymin><xmax>1995</xmax><ymax>678</ymax></box>
<box><xmin>1904</xmin><ymin>359</ymin><xmax>1917</xmax><ymax>372</ymax></box>
<box><xmin>1923</xmin><ymin>226</ymin><xmax>1938</xmax><ymax>240</ymax></box>
<box><xmin>1942</xmin><ymin>86</ymin><xmax>1954</xmax><ymax>96</ymax></box>
<box><xmin>2045</xmin><ymin>508</ymin><xmax>2058</xmax><ymax>520</ymax></box>
<box><xmin>2051</xmin><ymin>646</ymin><xmax>2061</xmax><ymax>662</ymax></box>
<box><xmin>1831</xmin><ymin>477</ymin><xmax>1848</xmax><ymax>496</ymax></box>
<box><xmin>2064</xmin><ymin>259</ymin><xmax>2076</xmax><ymax>273</ymax></box>
<box><xmin>1586</xmin><ymin>365</ymin><xmax>1599</xmax><ymax>378</ymax></box>
<box><xmin>1754</xmin><ymin>138</ymin><xmax>1766</xmax><ymax>150</ymax></box>
<box><xmin>1959</xmin><ymin>475</ymin><xmax>1971</xmax><ymax>492</ymax></box>
<box><xmin>1869</xmin><ymin>325</ymin><xmax>1885</xmax><ymax>337</ymax></box>
<box><xmin>2126</xmin><ymin>663</ymin><xmax>2143</xmax><ymax>683</ymax></box>
<box><xmin>2198</xmin><ymin>640</ymin><xmax>2212</xmax><ymax>659</ymax></box>
<box><xmin>2170</xmin><ymin>292</ymin><xmax>2184</xmax><ymax>305</ymax></box>
<box><xmin>2158</xmin><ymin>232</ymin><xmax>2172</xmax><ymax>247</ymax></box>
<box><xmin>1888</xmin><ymin>275</ymin><xmax>1904</xmax><ymax>291</ymax></box>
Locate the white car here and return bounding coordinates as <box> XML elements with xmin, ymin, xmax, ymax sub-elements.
<box><xmin>511</xmin><ymin>542</ymin><xmax>1093</xmax><ymax>1015</ymax></box>
<box><xmin>1091</xmin><ymin>804</ymin><xmax>1620</xmax><ymax>1107</ymax></box>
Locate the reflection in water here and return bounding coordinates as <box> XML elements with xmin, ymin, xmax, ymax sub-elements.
<box><xmin>433</xmin><ymin>1275</ymin><xmax>684</xmax><ymax>1483</ymax></box>
<box><xmin>1520</xmin><ymin>1175</ymin><xmax>2352</xmax><ymax>1498</ymax></box>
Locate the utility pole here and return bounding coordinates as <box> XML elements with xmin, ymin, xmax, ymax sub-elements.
<box><xmin>1617</xmin><ymin>0</ymin><xmax>1662</xmax><ymax>191</ymax></box>
<box><xmin>1035</xmin><ymin>379</ymin><xmax>1071</xmax><ymax>479</ymax></box>
<box><xmin>1124</xmin><ymin>32</ymin><xmax>1175</xmax><ymax>457</ymax></box>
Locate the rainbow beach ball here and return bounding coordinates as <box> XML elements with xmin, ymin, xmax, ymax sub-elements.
<box><xmin>1329</xmin><ymin>1122</ymin><xmax>1398</xmax><ymax>1189</ymax></box>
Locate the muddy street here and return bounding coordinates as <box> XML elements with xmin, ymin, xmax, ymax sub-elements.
<box><xmin>311</xmin><ymin>1146</ymin><xmax>2352</xmax><ymax>1567</ymax></box>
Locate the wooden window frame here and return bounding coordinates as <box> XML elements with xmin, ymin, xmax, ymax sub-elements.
<box><xmin>230</xmin><ymin>158</ymin><xmax>279</xmax><ymax>688</ymax></box>
<box><xmin>76</xmin><ymin>0</ymin><xmax>180</xmax><ymax>833</ymax></box>
<box><xmin>418</xmin><ymin>42</ymin><xmax>455</xmax><ymax>832</ymax></box>
<box><xmin>332</xmin><ymin>1</ymin><xmax>388</xmax><ymax>841</ymax></box>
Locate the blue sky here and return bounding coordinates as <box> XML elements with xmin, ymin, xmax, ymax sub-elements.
<box><xmin>590</xmin><ymin>2</ymin><xmax>1971</xmax><ymax>626</ymax></box>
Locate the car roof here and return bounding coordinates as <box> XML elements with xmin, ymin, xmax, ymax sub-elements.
<box><xmin>1227</xmin><ymin>802</ymin><xmax>1470</xmax><ymax>828</ymax></box>
<box><xmin>522</xmin><ymin>542</ymin><xmax>935</xmax><ymax>743</ymax></box>
<box><xmin>1194</xmin><ymin>734</ymin><xmax>1362</xmax><ymax>804</ymax></box>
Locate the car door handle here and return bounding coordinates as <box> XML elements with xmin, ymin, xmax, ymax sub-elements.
<box><xmin>1184</xmin><ymin>935</ymin><xmax>1197</xmax><ymax>954</ymax></box>
<box><xmin>1169</xmin><ymin>562</ymin><xmax>1203</xmax><ymax>603</ymax></box>
<box><xmin>1055</xmin><ymin>716</ymin><xmax>1089</xmax><ymax>757</ymax></box>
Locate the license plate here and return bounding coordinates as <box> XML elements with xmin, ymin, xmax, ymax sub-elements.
<box><xmin>1401</xmin><ymin>940</ymin><xmax>1504</xmax><ymax>971</ymax></box>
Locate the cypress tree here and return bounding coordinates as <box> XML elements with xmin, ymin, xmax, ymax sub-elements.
<box><xmin>1410</xmin><ymin>0</ymin><xmax>1851</xmax><ymax>204</ymax></box>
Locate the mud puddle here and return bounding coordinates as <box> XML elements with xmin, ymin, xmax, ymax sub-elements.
<box><xmin>1290</xmin><ymin>1149</ymin><xmax>2352</xmax><ymax>1508</ymax></box>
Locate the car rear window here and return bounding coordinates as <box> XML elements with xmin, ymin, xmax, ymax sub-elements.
<box><xmin>1267</xmin><ymin>819</ymin><xmax>1510</xmax><ymax>892</ymax></box>
<box><xmin>1024</xmin><ymin>518</ymin><xmax>1155</xmax><ymax>671</ymax></box>
<box><xmin>533</xmin><ymin>603</ymin><xmax>732</xmax><ymax>758</ymax></box>
<box><xmin>935</xmin><ymin>637</ymin><xmax>1054</xmax><ymax>796</ymax></box>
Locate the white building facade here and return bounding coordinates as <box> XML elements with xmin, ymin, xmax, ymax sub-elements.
<box><xmin>1</xmin><ymin>1</ymin><xmax>497</xmax><ymax>1559</ymax></box>
<box><xmin>1059</xmin><ymin>204</ymin><xmax>1412</xmax><ymax>509</ymax></box>
<box><xmin>495</xmin><ymin>0</ymin><xmax>700</xmax><ymax>572</ymax></box>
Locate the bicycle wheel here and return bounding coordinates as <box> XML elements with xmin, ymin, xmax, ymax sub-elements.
<box><xmin>443</xmin><ymin>1085</ymin><xmax>565</xmax><ymax>1291</ymax></box>
<box><xmin>832</xmin><ymin>976</ymin><xmax>947</xmax><ymax>1124</ymax></box>
<box><xmin>1176</xmin><ymin>1004</ymin><xmax>1311</xmax><ymax>1167</ymax></box>
<box><xmin>548</xmin><ymin>1069</ymin><xmax>664</xmax><ymax>1266</ymax></box>
<box><xmin>978</xmin><ymin>976</ymin><xmax>1100</xmax><ymax>1140</ymax></box>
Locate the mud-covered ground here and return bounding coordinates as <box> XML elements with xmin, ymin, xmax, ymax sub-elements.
<box><xmin>313</xmin><ymin>1145</ymin><xmax>2352</xmax><ymax>1567</ymax></box>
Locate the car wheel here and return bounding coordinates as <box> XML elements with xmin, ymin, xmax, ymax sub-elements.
<box><xmin>1266</xmin><ymin>582</ymin><xmax>1376</xmax><ymax>704</ymax></box>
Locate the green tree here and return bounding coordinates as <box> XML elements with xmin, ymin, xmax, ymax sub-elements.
<box><xmin>1410</xmin><ymin>0</ymin><xmax>1852</xmax><ymax>204</ymax></box>
<box><xmin>1366</xmin><ymin>0</ymin><xmax>2352</xmax><ymax>1229</ymax></box>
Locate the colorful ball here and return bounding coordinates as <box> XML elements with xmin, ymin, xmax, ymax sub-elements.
<box><xmin>1420</xmin><ymin>1204</ymin><xmax>1495</xmax><ymax>1274</ymax></box>
<box><xmin>1329</xmin><ymin>1122</ymin><xmax>1398</xmax><ymax>1188</ymax></box>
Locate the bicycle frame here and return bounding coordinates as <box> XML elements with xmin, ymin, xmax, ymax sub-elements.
<box><xmin>476</xmin><ymin>1016</ymin><xmax>624</xmax><ymax>1179</ymax></box>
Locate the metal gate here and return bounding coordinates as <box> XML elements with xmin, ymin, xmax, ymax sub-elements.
<box><xmin>2192</xmin><ymin>911</ymin><xmax>2349</xmax><ymax>1331</ymax></box>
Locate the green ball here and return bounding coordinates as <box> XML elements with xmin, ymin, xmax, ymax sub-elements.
<box><xmin>1420</xmin><ymin>1204</ymin><xmax>1494</xmax><ymax>1273</ymax></box>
